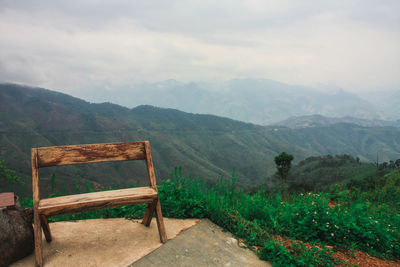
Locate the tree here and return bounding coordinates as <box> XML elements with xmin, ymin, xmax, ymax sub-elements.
<box><xmin>395</xmin><ymin>159</ymin><xmax>400</xmax><ymax>169</ymax></box>
<box><xmin>274</xmin><ymin>152</ymin><xmax>294</xmax><ymax>195</ymax></box>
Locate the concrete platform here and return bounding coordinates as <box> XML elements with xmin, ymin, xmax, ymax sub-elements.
<box><xmin>131</xmin><ymin>219</ymin><xmax>271</xmax><ymax>267</ymax></box>
<box><xmin>11</xmin><ymin>218</ymin><xmax>271</xmax><ymax>267</ymax></box>
<box><xmin>11</xmin><ymin>218</ymin><xmax>200</xmax><ymax>267</ymax></box>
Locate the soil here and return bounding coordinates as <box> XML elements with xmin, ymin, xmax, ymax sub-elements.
<box><xmin>272</xmin><ymin>234</ymin><xmax>400</xmax><ymax>267</ymax></box>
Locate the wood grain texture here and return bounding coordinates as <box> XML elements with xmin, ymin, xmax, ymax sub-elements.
<box><xmin>32</xmin><ymin>149</ymin><xmax>43</xmax><ymax>267</ymax></box>
<box><xmin>36</xmin><ymin>142</ymin><xmax>146</xmax><ymax>167</ymax></box>
<box><xmin>38</xmin><ymin>187</ymin><xmax>158</xmax><ymax>216</ymax></box>
<box><xmin>40</xmin><ymin>215</ymin><xmax>52</xmax><ymax>243</ymax></box>
<box><xmin>155</xmin><ymin>200</ymin><xmax>167</xmax><ymax>243</ymax></box>
<box><xmin>144</xmin><ymin>141</ymin><xmax>157</xmax><ymax>189</ymax></box>
<box><xmin>142</xmin><ymin>199</ymin><xmax>158</xmax><ymax>226</ymax></box>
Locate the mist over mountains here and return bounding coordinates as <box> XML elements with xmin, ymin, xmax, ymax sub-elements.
<box><xmin>78</xmin><ymin>79</ymin><xmax>399</xmax><ymax>125</ymax></box>
<box><xmin>274</xmin><ymin>114</ymin><xmax>400</xmax><ymax>129</ymax></box>
<box><xmin>1</xmin><ymin>83</ymin><xmax>400</xmax><ymax>196</ymax></box>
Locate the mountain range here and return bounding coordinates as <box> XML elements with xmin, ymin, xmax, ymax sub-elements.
<box><xmin>1</xmin><ymin>83</ymin><xmax>400</xmax><ymax>197</ymax></box>
<box><xmin>77</xmin><ymin>79</ymin><xmax>400</xmax><ymax>125</ymax></box>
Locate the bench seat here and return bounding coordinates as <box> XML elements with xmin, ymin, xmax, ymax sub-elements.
<box><xmin>38</xmin><ymin>187</ymin><xmax>158</xmax><ymax>217</ymax></box>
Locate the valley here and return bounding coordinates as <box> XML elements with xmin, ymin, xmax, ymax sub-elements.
<box><xmin>1</xmin><ymin>83</ymin><xmax>399</xmax><ymax>197</ymax></box>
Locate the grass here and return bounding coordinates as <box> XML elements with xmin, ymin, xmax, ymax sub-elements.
<box><xmin>18</xmin><ymin>167</ymin><xmax>400</xmax><ymax>266</ymax></box>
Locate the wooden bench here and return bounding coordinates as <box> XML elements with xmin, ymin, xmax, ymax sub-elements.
<box><xmin>31</xmin><ymin>141</ymin><xmax>167</xmax><ymax>267</ymax></box>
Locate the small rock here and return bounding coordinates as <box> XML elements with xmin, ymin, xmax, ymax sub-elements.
<box><xmin>237</xmin><ymin>238</ymin><xmax>247</xmax><ymax>248</ymax></box>
<box><xmin>226</xmin><ymin>237</ymin><xmax>236</xmax><ymax>245</ymax></box>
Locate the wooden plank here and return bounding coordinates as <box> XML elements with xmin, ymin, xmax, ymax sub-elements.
<box><xmin>144</xmin><ymin>141</ymin><xmax>157</xmax><ymax>189</ymax></box>
<box><xmin>32</xmin><ymin>148</ymin><xmax>43</xmax><ymax>267</ymax></box>
<box><xmin>155</xmin><ymin>200</ymin><xmax>168</xmax><ymax>243</ymax></box>
<box><xmin>36</xmin><ymin>142</ymin><xmax>146</xmax><ymax>167</ymax></box>
<box><xmin>38</xmin><ymin>187</ymin><xmax>158</xmax><ymax>216</ymax></box>
<box><xmin>143</xmin><ymin>141</ymin><xmax>167</xmax><ymax>241</ymax></box>
<box><xmin>0</xmin><ymin>192</ymin><xmax>15</xmax><ymax>208</ymax></box>
<box><xmin>142</xmin><ymin>199</ymin><xmax>158</xmax><ymax>226</ymax></box>
<box><xmin>40</xmin><ymin>215</ymin><xmax>52</xmax><ymax>243</ymax></box>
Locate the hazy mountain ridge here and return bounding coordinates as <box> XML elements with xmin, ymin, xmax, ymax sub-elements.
<box><xmin>274</xmin><ymin>114</ymin><xmax>400</xmax><ymax>128</ymax></box>
<box><xmin>358</xmin><ymin>90</ymin><xmax>400</xmax><ymax>121</ymax></box>
<box><xmin>78</xmin><ymin>79</ymin><xmax>394</xmax><ymax>125</ymax></box>
<box><xmin>1</xmin><ymin>83</ymin><xmax>400</xmax><ymax>197</ymax></box>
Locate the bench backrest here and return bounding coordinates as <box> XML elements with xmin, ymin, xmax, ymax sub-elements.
<box><xmin>35</xmin><ymin>142</ymin><xmax>147</xmax><ymax>167</ymax></box>
<box><xmin>31</xmin><ymin>141</ymin><xmax>158</xmax><ymax>199</ymax></box>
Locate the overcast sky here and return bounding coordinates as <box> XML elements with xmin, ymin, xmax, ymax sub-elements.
<box><xmin>0</xmin><ymin>0</ymin><xmax>399</xmax><ymax>96</ymax></box>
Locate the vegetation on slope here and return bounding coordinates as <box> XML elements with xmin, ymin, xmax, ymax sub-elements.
<box><xmin>12</xmin><ymin>164</ymin><xmax>399</xmax><ymax>266</ymax></box>
<box><xmin>1</xmin><ymin>84</ymin><xmax>400</xmax><ymax>197</ymax></box>
<box><xmin>285</xmin><ymin>154</ymin><xmax>378</xmax><ymax>192</ymax></box>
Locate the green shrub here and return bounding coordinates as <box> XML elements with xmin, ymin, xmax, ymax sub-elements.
<box><xmin>17</xmin><ymin>167</ymin><xmax>399</xmax><ymax>265</ymax></box>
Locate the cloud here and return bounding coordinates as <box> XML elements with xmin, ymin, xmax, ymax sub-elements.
<box><xmin>0</xmin><ymin>0</ymin><xmax>399</xmax><ymax>95</ymax></box>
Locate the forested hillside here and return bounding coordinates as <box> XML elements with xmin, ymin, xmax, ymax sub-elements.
<box><xmin>284</xmin><ymin>155</ymin><xmax>400</xmax><ymax>192</ymax></box>
<box><xmin>1</xmin><ymin>83</ymin><xmax>400</xmax><ymax>197</ymax></box>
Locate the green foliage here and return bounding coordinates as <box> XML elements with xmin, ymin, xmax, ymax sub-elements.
<box><xmin>287</xmin><ymin>154</ymin><xmax>380</xmax><ymax>193</ymax></box>
<box><xmin>48</xmin><ymin>173</ymin><xmax>62</xmax><ymax>198</ymax></box>
<box><xmin>0</xmin><ymin>157</ymin><xmax>24</xmax><ymax>191</ymax></box>
<box><xmin>274</xmin><ymin>152</ymin><xmax>294</xmax><ymax>177</ymax></box>
<box><xmin>260</xmin><ymin>240</ymin><xmax>294</xmax><ymax>266</ymax></box>
<box><xmin>158</xmin><ymin>167</ymin><xmax>208</xmax><ymax>218</ymax></box>
<box><xmin>156</xmin><ymin>168</ymin><xmax>399</xmax><ymax>262</ymax></box>
<box><xmin>260</xmin><ymin>240</ymin><xmax>334</xmax><ymax>267</ymax></box>
<box><xmin>16</xmin><ymin>166</ymin><xmax>400</xmax><ymax>265</ymax></box>
<box><xmin>274</xmin><ymin>152</ymin><xmax>294</xmax><ymax>195</ymax></box>
<box><xmin>332</xmin><ymin>169</ymin><xmax>400</xmax><ymax>209</ymax></box>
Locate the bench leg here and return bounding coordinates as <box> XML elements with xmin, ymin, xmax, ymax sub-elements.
<box><xmin>142</xmin><ymin>199</ymin><xmax>157</xmax><ymax>226</ymax></box>
<box><xmin>33</xmin><ymin>210</ymin><xmax>43</xmax><ymax>267</ymax></box>
<box><xmin>40</xmin><ymin>215</ymin><xmax>52</xmax><ymax>243</ymax></box>
<box><xmin>154</xmin><ymin>200</ymin><xmax>167</xmax><ymax>243</ymax></box>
